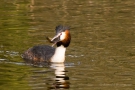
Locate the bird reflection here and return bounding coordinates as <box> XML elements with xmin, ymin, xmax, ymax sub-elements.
<box><xmin>49</xmin><ymin>63</ymin><xmax>70</xmax><ymax>89</ymax></box>
<box><xmin>26</xmin><ymin>62</ymin><xmax>70</xmax><ymax>90</ymax></box>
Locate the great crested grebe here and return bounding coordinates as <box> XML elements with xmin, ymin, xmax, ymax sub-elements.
<box><xmin>22</xmin><ymin>25</ymin><xmax>71</xmax><ymax>63</ymax></box>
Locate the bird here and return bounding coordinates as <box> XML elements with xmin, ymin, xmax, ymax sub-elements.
<box><xmin>21</xmin><ymin>25</ymin><xmax>71</xmax><ymax>64</ymax></box>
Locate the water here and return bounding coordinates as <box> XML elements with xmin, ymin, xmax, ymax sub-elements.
<box><xmin>0</xmin><ymin>0</ymin><xmax>135</xmax><ymax>90</ymax></box>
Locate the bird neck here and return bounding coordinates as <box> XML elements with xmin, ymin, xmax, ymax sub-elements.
<box><xmin>51</xmin><ymin>45</ymin><xmax>66</xmax><ymax>62</ymax></box>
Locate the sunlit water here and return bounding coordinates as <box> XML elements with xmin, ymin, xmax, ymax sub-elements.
<box><xmin>0</xmin><ymin>0</ymin><xmax>135</xmax><ymax>90</ymax></box>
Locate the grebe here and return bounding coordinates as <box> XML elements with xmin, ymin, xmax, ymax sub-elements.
<box><xmin>22</xmin><ymin>25</ymin><xmax>71</xmax><ymax>63</ymax></box>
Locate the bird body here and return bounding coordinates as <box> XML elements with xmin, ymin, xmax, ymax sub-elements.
<box><xmin>22</xmin><ymin>25</ymin><xmax>71</xmax><ymax>63</ymax></box>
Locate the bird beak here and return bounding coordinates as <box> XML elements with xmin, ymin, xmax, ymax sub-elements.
<box><xmin>51</xmin><ymin>33</ymin><xmax>61</xmax><ymax>42</ymax></box>
<box><xmin>51</xmin><ymin>33</ymin><xmax>62</xmax><ymax>46</ymax></box>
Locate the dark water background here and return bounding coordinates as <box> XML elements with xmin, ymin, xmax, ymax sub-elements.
<box><xmin>0</xmin><ymin>0</ymin><xmax>135</xmax><ymax>90</ymax></box>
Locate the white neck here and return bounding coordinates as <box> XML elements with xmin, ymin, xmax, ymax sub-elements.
<box><xmin>51</xmin><ymin>45</ymin><xmax>66</xmax><ymax>62</ymax></box>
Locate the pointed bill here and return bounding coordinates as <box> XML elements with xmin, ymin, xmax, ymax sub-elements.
<box><xmin>51</xmin><ymin>33</ymin><xmax>61</xmax><ymax>42</ymax></box>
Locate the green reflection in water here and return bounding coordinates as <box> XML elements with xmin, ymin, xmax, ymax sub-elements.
<box><xmin>0</xmin><ymin>63</ymin><xmax>31</xmax><ymax>90</ymax></box>
<box><xmin>0</xmin><ymin>0</ymin><xmax>135</xmax><ymax>90</ymax></box>
<box><xmin>0</xmin><ymin>0</ymin><xmax>32</xmax><ymax>62</ymax></box>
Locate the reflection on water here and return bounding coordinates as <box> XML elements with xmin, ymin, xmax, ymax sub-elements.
<box><xmin>49</xmin><ymin>63</ymin><xmax>70</xmax><ymax>89</ymax></box>
<box><xmin>28</xmin><ymin>63</ymin><xmax>70</xmax><ymax>90</ymax></box>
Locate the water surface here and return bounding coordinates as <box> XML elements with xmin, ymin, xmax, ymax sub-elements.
<box><xmin>0</xmin><ymin>0</ymin><xmax>135</xmax><ymax>90</ymax></box>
